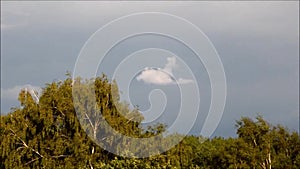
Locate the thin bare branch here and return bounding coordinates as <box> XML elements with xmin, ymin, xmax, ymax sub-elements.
<box><xmin>25</xmin><ymin>157</ymin><xmax>41</xmax><ymax>166</ymax></box>
<box><xmin>9</xmin><ymin>128</ymin><xmax>44</xmax><ymax>158</ymax></box>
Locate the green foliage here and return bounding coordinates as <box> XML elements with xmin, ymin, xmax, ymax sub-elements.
<box><xmin>1</xmin><ymin>75</ymin><xmax>299</xmax><ymax>168</ymax></box>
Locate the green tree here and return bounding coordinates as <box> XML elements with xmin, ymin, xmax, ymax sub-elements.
<box><xmin>1</xmin><ymin>74</ymin><xmax>299</xmax><ymax>169</ymax></box>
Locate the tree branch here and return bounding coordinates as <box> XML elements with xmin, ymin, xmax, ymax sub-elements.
<box><xmin>25</xmin><ymin>157</ymin><xmax>41</xmax><ymax>166</ymax></box>
<box><xmin>85</xmin><ymin>112</ymin><xmax>95</xmax><ymax>130</ymax></box>
<box><xmin>9</xmin><ymin>128</ymin><xmax>44</xmax><ymax>158</ymax></box>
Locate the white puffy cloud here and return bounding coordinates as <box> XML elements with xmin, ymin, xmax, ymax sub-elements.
<box><xmin>136</xmin><ymin>57</ymin><xmax>193</xmax><ymax>85</ymax></box>
<box><xmin>164</xmin><ymin>57</ymin><xmax>177</xmax><ymax>75</ymax></box>
<box><xmin>136</xmin><ymin>68</ymin><xmax>174</xmax><ymax>85</ymax></box>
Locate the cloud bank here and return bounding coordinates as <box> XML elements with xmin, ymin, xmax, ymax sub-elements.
<box><xmin>136</xmin><ymin>57</ymin><xmax>193</xmax><ymax>85</ymax></box>
<box><xmin>1</xmin><ymin>85</ymin><xmax>41</xmax><ymax>103</ymax></box>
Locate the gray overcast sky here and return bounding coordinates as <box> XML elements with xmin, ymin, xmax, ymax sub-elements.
<box><xmin>1</xmin><ymin>1</ymin><xmax>299</xmax><ymax>137</ymax></box>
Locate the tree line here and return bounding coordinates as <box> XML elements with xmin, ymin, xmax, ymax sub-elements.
<box><xmin>1</xmin><ymin>75</ymin><xmax>299</xmax><ymax>168</ymax></box>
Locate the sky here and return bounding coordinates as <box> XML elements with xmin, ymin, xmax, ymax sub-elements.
<box><xmin>1</xmin><ymin>1</ymin><xmax>299</xmax><ymax>137</ymax></box>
